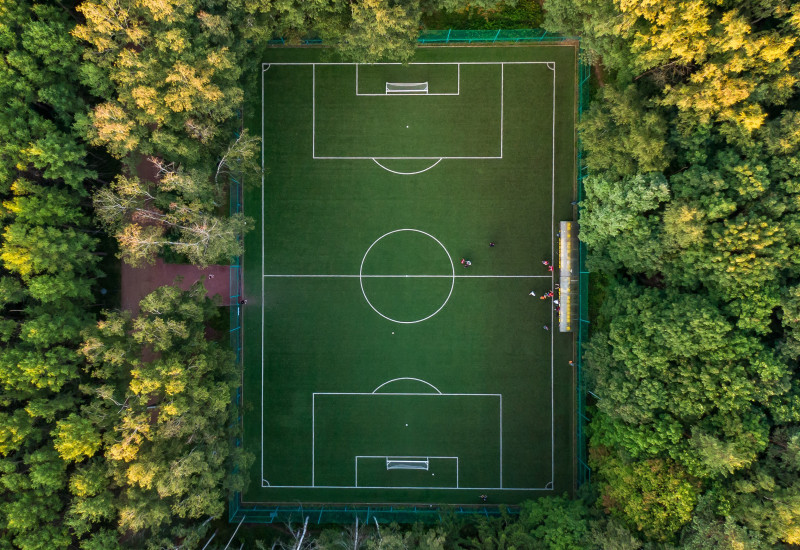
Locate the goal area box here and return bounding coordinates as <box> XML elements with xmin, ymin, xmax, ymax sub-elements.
<box><xmin>313</xmin><ymin>392</ymin><xmax>502</xmax><ymax>488</ymax></box>
<box><xmin>239</xmin><ymin>43</ymin><xmax>579</xmax><ymax>510</ymax></box>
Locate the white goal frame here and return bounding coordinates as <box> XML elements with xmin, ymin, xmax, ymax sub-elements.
<box><xmin>385</xmin><ymin>82</ymin><xmax>429</xmax><ymax>94</ymax></box>
<box><xmin>355</xmin><ymin>456</ymin><xmax>460</xmax><ymax>488</ymax></box>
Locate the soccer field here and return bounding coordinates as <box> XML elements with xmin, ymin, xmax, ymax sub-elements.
<box><xmin>240</xmin><ymin>45</ymin><xmax>578</xmax><ymax>507</ymax></box>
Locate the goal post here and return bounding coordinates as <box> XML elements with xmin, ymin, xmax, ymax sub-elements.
<box><xmin>386</xmin><ymin>457</ymin><xmax>429</xmax><ymax>470</ymax></box>
<box><xmin>355</xmin><ymin>456</ymin><xmax>459</xmax><ymax>488</ymax></box>
<box><xmin>385</xmin><ymin>82</ymin><xmax>429</xmax><ymax>94</ymax></box>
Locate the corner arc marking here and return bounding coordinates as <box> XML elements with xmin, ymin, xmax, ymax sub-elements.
<box><xmin>546</xmin><ymin>62</ymin><xmax>555</xmax><ymax>71</ymax></box>
<box><xmin>372</xmin><ymin>158</ymin><xmax>443</xmax><ymax>175</ymax></box>
<box><xmin>372</xmin><ymin>377</ymin><xmax>443</xmax><ymax>394</ymax></box>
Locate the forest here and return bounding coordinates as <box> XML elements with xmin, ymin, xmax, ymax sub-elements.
<box><xmin>0</xmin><ymin>0</ymin><xmax>798</xmax><ymax>548</ymax></box>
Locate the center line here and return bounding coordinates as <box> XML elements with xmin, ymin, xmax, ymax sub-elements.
<box><xmin>262</xmin><ymin>274</ymin><xmax>551</xmax><ymax>278</ymax></box>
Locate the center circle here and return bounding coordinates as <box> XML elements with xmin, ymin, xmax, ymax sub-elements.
<box><xmin>359</xmin><ymin>229</ymin><xmax>455</xmax><ymax>324</ymax></box>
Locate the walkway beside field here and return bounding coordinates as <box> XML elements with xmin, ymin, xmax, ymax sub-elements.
<box><xmin>121</xmin><ymin>258</ymin><xmax>231</xmax><ymax>314</ymax></box>
<box><xmin>119</xmin><ymin>155</ymin><xmax>233</xmax><ymax>315</ymax></box>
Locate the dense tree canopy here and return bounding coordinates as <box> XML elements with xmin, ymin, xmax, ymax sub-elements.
<box><xmin>545</xmin><ymin>0</ymin><xmax>800</xmax><ymax>544</ymax></box>
<box><xmin>3</xmin><ymin>0</ymin><xmax>799</xmax><ymax>545</ymax></box>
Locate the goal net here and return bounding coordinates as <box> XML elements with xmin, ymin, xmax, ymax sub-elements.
<box><xmin>385</xmin><ymin>82</ymin><xmax>429</xmax><ymax>94</ymax></box>
<box><xmin>386</xmin><ymin>458</ymin><xmax>429</xmax><ymax>470</ymax></box>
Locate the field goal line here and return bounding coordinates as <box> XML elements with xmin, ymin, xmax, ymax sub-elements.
<box><xmin>356</xmin><ymin>64</ymin><xmax>459</xmax><ymax>96</ymax></box>
<box><xmin>386</xmin><ymin>82</ymin><xmax>429</xmax><ymax>94</ymax></box>
<box><xmin>354</xmin><ymin>456</ymin><xmax>460</xmax><ymax>488</ymax></box>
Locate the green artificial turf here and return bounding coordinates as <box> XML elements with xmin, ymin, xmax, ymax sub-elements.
<box><xmin>241</xmin><ymin>44</ymin><xmax>577</xmax><ymax>507</ymax></box>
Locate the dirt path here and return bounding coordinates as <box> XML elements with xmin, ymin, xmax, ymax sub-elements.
<box><xmin>120</xmin><ymin>155</ymin><xmax>232</xmax><ymax>314</ymax></box>
<box><xmin>121</xmin><ymin>258</ymin><xmax>231</xmax><ymax>314</ymax></box>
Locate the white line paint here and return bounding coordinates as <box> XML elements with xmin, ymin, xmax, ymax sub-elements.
<box><xmin>312</xmin><ymin>62</ymin><xmax>515</xmax><ymax>161</ymax></box>
<box><xmin>261</xmin><ymin>60</ymin><xmax>560</xmax><ymax>492</ymax></box>
<box><xmin>312</xmin><ymin>64</ymin><xmax>316</xmax><ymax>158</ymax></box>
<box><xmin>359</xmin><ymin>229</ymin><xmax>455</xmax><ymax>324</ymax></box>
<box><xmin>500</xmin><ymin>395</ymin><xmax>503</xmax><ymax>488</ymax></box>
<box><xmin>260</xmin><ymin>484</ymin><xmax>553</xmax><ymax>490</ymax></box>
<box><xmin>312</xmin><ymin>393</ymin><xmax>315</xmax><ymax>486</ymax></box>
<box><xmin>500</xmin><ymin>63</ymin><xmax>504</xmax><ymax>158</ymax></box>
<box><xmin>372</xmin><ymin>158</ymin><xmax>443</xmax><ymax>175</ymax></box>
<box><xmin>260</xmin><ymin>64</ymin><xmax>265</xmax><ymax>484</ymax></box>
<box><xmin>355</xmin><ymin>456</ymin><xmax>459</xmax><ymax>489</ymax></box>
<box><xmin>355</xmin><ymin>63</ymin><xmax>461</xmax><ymax>96</ymax></box>
<box><xmin>262</xmin><ymin>274</ymin><xmax>551</xmax><ymax>278</ymax></box>
<box><xmin>314</xmin><ymin>392</ymin><xmax>502</xmax><ymax>397</ymax></box>
<box><xmin>372</xmin><ymin>377</ymin><xmax>443</xmax><ymax>394</ymax></box>
<box><xmin>313</xmin><ymin>392</ymin><xmax>502</xmax><ymax>488</ymax></box>
<box><xmin>264</xmin><ymin>61</ymin><xmax>553</xmax><ymax>66</ymax></box>
<box><xmin>315</xmin><ymin>156</ymin><xmax>502</xmax><ymax>160</ymax></box>
<box><xmin>551</xmin><ymin>62</ymin><xmax>556</xmax><ymax>486</ymax></box>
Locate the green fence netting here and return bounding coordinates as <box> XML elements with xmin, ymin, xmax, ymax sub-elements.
<box><xmin>267</xmin><ymin>28</ymin><xmax>577</xmax><ymax>46</ymax></box>
<box><xmin>417</xmin><ymin>28</ymin><xmax>566</xmax><ymax>43</ymax></box>
<box><xmin>230</xmin><ymin>34</ymin><xmax>590</xmax><ymax>525</ymax></box>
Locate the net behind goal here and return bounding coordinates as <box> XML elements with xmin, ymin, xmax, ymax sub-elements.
<box><xmin>386</xmin><ymin>458</ymin><xmax>430</xmax><ymax>470</ymax></box>
<box><xmin>386</xmin><ymin>82</ymin><xmax>429</xmax><ymax>94</ymax></box>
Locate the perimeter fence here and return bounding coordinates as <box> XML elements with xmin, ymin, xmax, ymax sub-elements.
<box><xmin>229</xmin><ymin>31</ymin><xmax>591</xmax><ymax>525</ymax></box>
<box><xmin>267</xmin><ymin>29</ymin><xmax>577</xmax><ymax>46</ymax></box>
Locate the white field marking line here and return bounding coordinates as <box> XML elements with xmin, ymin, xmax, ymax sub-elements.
<box><xmin>312</xmin><ymin>393</ymin><xmax>315</xmax><ymax>486</ymax></box>
<box><xmin>355</xmin><ymin>456</ymin><xmax>459</xmax><ymax>489</ymax></box>
<box><xmin>260</xmin><ymin>61</ymin><xmax>560</xmax><ymax>490</ymax></box>
<box><xmin>314</xmin><ymin>392</ymin><xmax>501</xmax><ymax>396</ymax></box>
<box><xmin>260</xmin><ymin>64</ymin><xmax>265</xmax><ymax>484</ymax></box>
<box><xmin>312</xmin><ymin>392</ymin><xmax>502</xmax><ymax>488</ymax></box>
<box><xmin>500</xmin><ymin>394</ymin><xmax>503</xmax><ymax>488</ymax></box>
<box><xmin>262</xmin><ymin>274</ymin><xmax>551</xmax><ymax>278</ymax></box>
<box><xmin>312</xmin><ymin>64</ymin><xmax>316</xmax><ymax>158</ymax></box>
<box><xmin>316</xmin><ymin>156</ymin><xmax>501</xmax><ymax>160</ymax></box>
<box><xmin>372</xmin><ymin>377</ymin><xmax>442</xmax><ymax>394</ymax></box>
<box><xmin>355</xmin><ymin>62</ymin><xmax>459</xmax><ymax>96</ymax></box>
<box><xmin>260</xmin><ymin>485</ymin><xmax>553</xmax><ymax>490</ymax></box>
<box><xmin>265</xmin><ymin>61</ymin><xmax>553</xmax><ymax>66</ymax></box>
<box><xmin>551</xmin><ymin>62</ymin><xmax>556</xmax><ymax>485</ymax></box>
<box><xmin>359</xmin><ymin>92</ymin><xmax>458</xmax><ymax>97</ymax></box>
<box><xmin>359</xmin><ymin>229</ymin><xmax>455</xmax><ymax>324</ymax></box>
<box><xmin>372</xmin><ymin>158</ymin><xmax>443</xmax><ymax>175</ymax></box>
<box><xmin>357</xmin><ymin>455</ymin><xmax>454</xmax><ymax>457</ymax></box>
<box><xmin>311</xmin><ymin>62</ymin><xmax>515</xmax><ymax>160</ymax></box>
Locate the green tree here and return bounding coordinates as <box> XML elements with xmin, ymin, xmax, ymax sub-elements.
<box><xmin>593</xmin><ymin>450</ymin><xmax>698</xmax><ymax>542</ymax></box>
<box><xmin>79</xmin><ymin>282</ymin><xmax>252</xmax><ymax>544</ymax></box>
<box><xmin>93</xmin><ymin>170</ymin><xmax>251</xmax><ymax>266</ymax></box>
<box><xmin>579</xmin><ymin>85</ymin><xmax>673</xmax><ymax>179</ymax></box>
<box><xmin>336</xmin><ymin>0</ymin><xmax>420</xmax><ymax>63</ymax></box>
<box><xmin>579</xmin><ymin>172</ymin><xmax>669</xmax><ymax>273</ymax></box>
